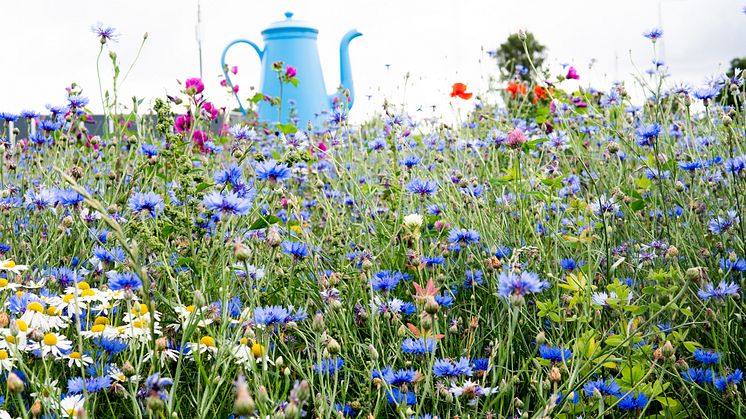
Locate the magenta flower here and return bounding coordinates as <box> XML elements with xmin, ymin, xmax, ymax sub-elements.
<box><xmin>184</xmin><ymin>78</ymin><xmax>205</xmax><ymax>95</ymax></box>
<box><xmin>202</xmin><ymin>102</ymin><xmax>219</xmax><ymax>120</ymax></box>
<box><xmin>286</xmin><ymin>66</ymin><xmax>297</xmax><ymax>78</ymax></box>
<box><xmin>192</xmin><ymin>130</ymin><xmax>209</xmax><ymax>153</ymax></box>
<box><xmin>174</xmin><ymin>114</ymin><xmax>193</xmax><ymax>133</ymax></box>
<box><xmin>506</xmin><ymin>128</ymin><xmax>527</xmax><ymax>149</ymax></box>
<box><xmin>231</xmin><ymin>66</ymin><xmax>238</xmax><ymax>75</ymax></box>
<box><xmin>566</xmin><ymin>67</ymin><xmax>579</xmax><ymax>80</ymax></box>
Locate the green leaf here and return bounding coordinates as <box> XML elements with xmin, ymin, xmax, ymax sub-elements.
<box><xmin>248</xmin><ymin>215</ymin><xmax>282</xmax><ymax>230</ymax></box>
<box><xmin>629</xmin><ymin>200</ymin><xmax>645</xmax><ymax>211</ymax></box>
<box><xmin>605</xmin><ymin>335</ymin><xmax>626</xmax><ymax>347</ymax></box>
<box><xmin>289</xmin><ymin>78</ymin><xmax>299</xmax><ymax>87</ymax></box>
<box><xmin>161</xmin><ymin>224</ymin><xmax>175</xmax><ymax>237</ymax></box>
<box><xmin>250</xmin><ymin>93</ymin><xmax>265</xmax><ymax>103</ymax></box>
<box><xmin>196</xmin><ymin>182</ymin><xmax>212</xmax><ymax>192</ymax></box>
<box><xmin>277</xmin><ymin>123</ymin><xmax>298</xmax><ymax>135</ymax></box>
<box><xmin>683</xmin><ymin>341</ymin><xmax>702</xmax><ymax>353</ymax></box>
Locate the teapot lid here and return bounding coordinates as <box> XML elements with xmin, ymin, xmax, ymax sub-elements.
<box><xmin>262</xmin><ymin>12</ymin><xmax>318</xmax><ymax>38</ymax></box>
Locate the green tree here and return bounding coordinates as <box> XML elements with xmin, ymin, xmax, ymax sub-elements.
<box><xmin>492</xmin><ymin>32</ymin><xmax>547</xmax><ymax>82</ymax></box>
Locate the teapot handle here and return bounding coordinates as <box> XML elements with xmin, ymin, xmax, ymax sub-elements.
<box><xmin>221</xmin><ymin>39</ymin><xmax>264</xmax><ymax>115</ymax></box>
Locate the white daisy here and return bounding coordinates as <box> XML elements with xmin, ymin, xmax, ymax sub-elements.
<box><xmin>188</xmin><ymin>335</ymin><xmax>218</xmax><ymax>358</ymax></box>
<box><xmin>28</xmin><ymin>332</ymin><xmax>73</xmax><ymax>358</ymax></box>
<box><xmin>0</xmin><ymin>349</ymin><xmax>15</xmax><ymax>371</ymax></box>
<box><xmin>0</xmin><ymin>277</ymin><xmax>21</xmax><ymax>292</ymax></box>
<box><xmin>0</xmin><ymin>260</ymin><xmax>28</xmax><ymax>275</ymax></box>
<box><xmin>66</xmin><ymin>351</ymin><xmax>93</xmax><ymax>368</ymax></box>
<box><xmin>59</xmin><ymin>393</ymin><xmax>85</xmax><ymax>417</ymax></box>
<box><xmin>19</xmin><ymin>302</ymin><xmax>69</xmax><ymax>332</ymax></box>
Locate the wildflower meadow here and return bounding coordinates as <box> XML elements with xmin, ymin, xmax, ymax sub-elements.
<box><xmin>0</xmin><ymin>19</ymin><xmax>745</xmax><ymax>419</ymax></box>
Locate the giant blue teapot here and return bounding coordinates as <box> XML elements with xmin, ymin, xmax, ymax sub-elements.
<box><xmin>221</xmin><ymin>12</ymin><xmax>361</xmax><ymax>127</ymax></box>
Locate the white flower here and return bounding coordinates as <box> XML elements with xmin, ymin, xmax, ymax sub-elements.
<box><xmin>0</xmin><ymin>349</ymin><xmax>15</xmax><ymax>371</ymax></box>
<box><xmin>0</xmin><ymin>260</ymin><xmax>28</xmax><ymax>275</ymax></box>
<box><xmin>0</xmin><ymin>277</ymin><xmax>20</xmax><ymax>292</ymax></box>
<box><xmin>66</xmin><ymin>351</ymin><xmax>93</xmax><ymax>368</ymax></box>
<box><xmin>20</xmin><ymin>303</ymin><xmax>69</xmax><ymax>332</ymax></box>
<box><xmin>403</xmin><ymin>213</ymin><xmax>424</xmax><ymax>229</ymax></box>
<box><xmin>188</xmin><ymin>336</ymin><xmax>218</xmax><ymax>358</ymax></box>
<box><xmin>28</xmin><ymin>332</ymin><xmax>73</xmax><ymax>358</ymax></box>
<box><xmin>0</xmin><ymin>409</ymin><xmax>10</xmax><ymax>419</ymax></box>
<box><xmin>450</xmin><ymin>380</ymin><xmax>497</xmax><ymax>406</ymax></box>
<box><xmin>59</xmin><ymin>393</ymin><xmax>85</xmax><ymax>417</ymax></box>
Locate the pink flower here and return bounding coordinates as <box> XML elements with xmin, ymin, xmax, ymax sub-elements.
<box><xmin>231</xmin><ymin>66</ymin><xmax>238</xmax><ymax>75</ymax></box>
<box><xmin>232</xmin><ymin>85</ymin><xmax>239</xmax><ymax>94</ymax></box>
<box><xmin>174</xmin><ymin>114</ymin><xmax>193</xmax><ymax>133</ymax></box>
<box><xmin>566</xmin><ymin>67</ymin><xmax>579</xmax><ymax>80</ymax></box>
<box><xmin>192</xmin><ymin>130</ymin><xmax>209</xmax><ymax>153</ymax></box>
<box><xmin>184</xmin><ymin>78</ymin><xmax>204</xmax><ymax>95</ymax></box>
<box><xmin>220</xmin><ymin>79</ymin><xmax>228</xmax><ymax>87</ymax></box>
<box><xmin>285</xmin><ymin>66</ymin><xmax>297</xmax><ymax>78</ymax></box>
<box><xmin>506</xmin><ymin>128</ymin><xmax>527</xmax><ymax>149</ymax></box>
<box><xmin>202</xmin><ymin>102</ymin><xmax>219</xmax><ymax>120</ymax></box>
<box><xmin>317</xmin><ymin>141</ymin><xmax>327</xmax><ymax>153</ymax></box>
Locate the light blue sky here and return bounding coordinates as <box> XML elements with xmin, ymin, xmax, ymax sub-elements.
<box><xmin>2</xmin><ymin>0</ymin><xmax>745</xmax><ymax>122</ymax></box>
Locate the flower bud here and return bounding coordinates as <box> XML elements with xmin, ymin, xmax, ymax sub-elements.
<box><xmin>424</xmin><ymin>297</ymin><xmax>440</xmax><ymax>315</ymax></box>
<box><xmin>233</xmin><ymin>241</ymin><xmax>251</xmax><ymax>261</ymax></box>
<box><xmin>325</xmin><ymin>337</ymin><xmax>341</xmax><ymax>355</ymax></box>
<box><xmin>234</xmin><ymin>375</ymin><xmax>256</xmax><ymax>416</ymax></box>
<box><xmin>368</xmin><ymin>344</ymin><xmax>379</xmax><ymax>361</ymax></box>
<box><xmin>312</xmin><ymin>312</ymin><xmax>325</xmax><ymax>332</ymax></box>
<box><xmin>122</xmin><ymin>361</ymin><xmax>136</xmax><ymax>377</ymax></box>
<box><xmin>535</xmin><ymin>331</ymin><xmax>546</xmax><ymax>345</ymax></box>
<box><xmin>31</xmin><ymin>400</ymin><xmax>42</xmax><ymax>417</ymax></box>
<box><xmin>662</xmin><ymin>341</ymin><xmax>675</xmax><ymax>358</ymax></box>
<box><xmin>0</xmin><ymin>312</ymin><xmax>9</xmax><ymax>328</ymax></box>
<box><xmin>266</xmin><ymin>226</ymin><xmax>282</xmax><ymax>247</ymax></box>
<box><xmin>607</xmin><ymin>141</ymin><xmax>620</xmax><ymax>154</ymax></box>
<box><xmin>257</xmin><ymin>385</ymin><xmax>270</xmax><ymax>404</ymax></box>
<box><xmin>403</xmin><ymin>213</ymin><xmax>423</xmax><ymax>230</ymax></box>
<box><xmin>7</xmin><ymin>372</ymin><xmax>24</xmax><ymax>393</ymax></box>
<box><xmin>685</xmin><ymin>267</ymin><xmax>708</xmax><ymax>285</ymax></box>
<box><xmin>548</xmin><ymin>366</ymin><xmax>562</xmax><ymax>383</ymax></box>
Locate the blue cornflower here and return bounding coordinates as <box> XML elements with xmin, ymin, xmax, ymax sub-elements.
<box><xmin>472</xmin><ymin>358</ymin><xmax>490</xmax><ymax>372</ymax></box>
<box><xmin>7</xmin><ymin>293</ymin><xmax>42</xmax><ymax>314</ymax></box>
<box><xmin>334</xmin><ymin>403</ymin><xmax>357</xmax><ymax>417</ymax></box>
<box><xmin>435</xmin><ymin>292</ymin><xmax>454</xmax><ymax>308</ymax></box>
<box><xmin>38</xmin><ymin>119</ymin><xmax>62</xmax><ymax>131</ymax></box>
<box><xmin>694</xmin><ymin>86</ymin><xmax>720</xmax><ymax>101</ymax></box>
<box><xmin>406</xmin><ymin>179</ymin><xmax>437</xmax><ymax>196</ymax></box>
<box><xmin>229</xmin><ymin>125</ymin><xmax>254</xmax><ymax>141</ymax></box>
<box><xmin>386</xmin><ymin>388</ymin><xmax>417</xmax><ymax>405</ymax></box>
<box><xmin>91</xmin><ymin>22</ymin><xmax>119</xmax><ymax>42</ymax></box>
<box><xmin>697</xmin><ymin>281</ymin><xmax>740</xmax><ymax>301</ymax></box>
<box><xmin>559</xmin><ymin>258</ymin><xmax>581</xmax><ymax>271</ymax></box>
<box><xmin>281</xmin><ymin>240</ymin><xmax>310</xmax><ymax>259</ymax></box>
<box><xmin>68</xmin><ymin>376</ymin><xmax>111</xmax><ymax>394</ymax></box>
<box><xmin>214</xmin><ymin>163</ymin><xmax>243</xmax><ymax>187</ymax></box>
<box><xmin>254</xmin><ymin>160</ymin><xmax>291</xmax><ymax>183</ymax></box>
<box><xmin>67</xmin><ymin>95</ymin><xmax>90</xmax><ymax>109</ymax></box>
<box><xmin>253</xmin><ymin>305</ymin><xmax>306</xmax><ymax>326</ymax></box>
<box><xmin>464</xmin><ymin>270</ymin><xmax>483</xmax><ymax>288</ymax></box>
<box><xmin>0</xmin><ymin>113</ymin><xmax>18</xmax><ymax>123</ymax></box>
<box><xmin>140</xmin><ymin>144</ymin><xmax>159</xmax><ymax>157</ymax></box>
<box><xmin>92</xmin><ymin>246</ymin><xmax>126</xmax><ymax>264</ymax></box>
<box><xmin>636</xmin><ymin>123</ymin><xmax>661</xmax><ymax>146</ymax></box>
<box><xmin>371</xmin><ymin>270</ymin><xmax>404</xmax><ymax>292</ymax></box>
<box><xmin>539</xmin><ymin>345</ymin><xmax>572</xmax><ymax>363</ymax></box>
<box><xmin>314</xmin><ymin>357</ymin><xmax>343</xmax><ymax>374</ymax></box>
<box><xmin>498</xmin><ymin>271</ymin><xmax>549</xmax><ymax>299</ymax></box>
<box><xmin>401</xmin><ymin>338</ymin><xmax>436</xmax><ymax>354</ymax></box>
<box><xmin>583</xmin><ymin>378</ymin><xmax>622</xmax><ymax>397</ymax></box>
<box><xmin>681</xmin><ymin>367</ymin><xmax>714</xmax><ymax>385</ymax></box>
<box><xmin>720</xmin><ymin>258</ymin><xmax>746</xmax><ymax>272</ymax></box>
<box><xmin>400</xmin><ymin>155</ymin><xmax>421</xmax><ymax>168</ymax></box>
<box><xmin>226</xmin><ymin>297</ymin><xmax>242</xmax><ymax>317</ymax></box>
<box><xmin>678</xmin><ymin>161</ymin><xmax>702</xmax><ymax>172</ymax></box>
<box><xmin>422</xmin><ymin>256</ymin><xmax>445</xmax><ymax>266</ymax></box>
<box><xmin>107</xmin><ymin>272</ymin><xmax>142</xmax><ymax>291</ymax></box>
<box><xmin>643</xmin><ymin>28</ymin><xmax>663</xmax><ymax>41</ymax></box>
<box><xmin>708</xmin><ymin>211</ymin><xmax>738</xmax><ymax>234</ymax></box>
<box><xmin>0</xmin><ymin>243</ymin><xmax>10</xmax><ymax>254</ymax></box>
<box><xmin>46</xmin><ymin>267</ymin><xmax>81</xmax><ymax>288</ymax></box>
<box><xmin>54</xmin><ymin>188</ymin><xmax>85</xmax><ymax>207</ymax></box>
<box><xmin>432</xmin><ymin>357</ymin><xmax>473</xmax><ymax>378</ymax></box>
<box><xmin>495</xmin><ymin>245</ymin><xmax>512</xmax><ymax>259</ymax></box>
<box><xmin>693</xmin><ymin>349</ymin><xmax>721</xmax><ymax>365</ymax></box>
<box><xmin>714</xmin><ymin>369</ymin><xmax>743</xmax><ymax>392</ymax></box>
<box><xmin>367</xmin><ymin>137</ymin><xmax>386</xmax><ymax>150</ymax></box>
<box><xmin>377</xmin><ymin>368</ymin><xmax>417</xmax><ymax>386</ymax></box>
<box><xmin>129</xmin><ymin>192</ymin><xmax>164</xmax><ymax>218</ymax></box>
<box><xmin>94</xmin><ymin>337</ymin><xmax>128</xmax><ymax>354</ymax></box>
<box><xmin>202</xmin><ymin>191</ymin><xmax>252</xmax><ymax>216</ymax></box>
<box><xmin>617</xmin><ymin>392</ymin><xmax>649</xmax><ymax>410</ymax></box>
<box><xmin>20</xmin><ymin>110</ymin><xmax>39</xmax><ymax>119</ymax></box>
<box><xmin>448</xmin><ymin>228</ymin><xmax>480</xmax><ymax>245</ymax></box>
<box><xmin>138</xmin><ymin>373</ymin><xmax>173</xmax><ymax>401</ymax></box>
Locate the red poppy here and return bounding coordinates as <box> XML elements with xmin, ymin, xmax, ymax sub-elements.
<box><xmin>533</xmin><ymin>86</ymin><xmax>550</xmax><ymax>103</ymax></box>
<box><xmin>450</xmin><ymin>83</ymin><xmax>473</xmax><ymax>100</ymax></box>
<box><xmin>506</xmin><ymin>82</ymin><xmax>527</xmax><ymax>98</ymax></box>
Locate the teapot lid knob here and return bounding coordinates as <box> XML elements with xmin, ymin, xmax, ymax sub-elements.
<box><xmin>284</xmin><ymin>11</ymin><xmax>294</xmax><ymax>19</ymax></box>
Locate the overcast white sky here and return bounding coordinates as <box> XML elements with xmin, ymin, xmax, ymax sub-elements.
<box><xmin>1</xmin><ymin>0</ymin><xmax>745</xmax><ymax>122</ymax></box>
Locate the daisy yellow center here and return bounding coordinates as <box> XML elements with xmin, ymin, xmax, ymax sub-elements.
<box><xmin>132</xmin><ymin>303</ymin><xmax>149</xmax><ymax>316</ymax></box>
<box><xmin>200</xmin><ymin>336</ymin><xmax>215</xmax><ymax>347</ymax></box>
<box><xmin>185</xmin><ymin>305</ymin><xmax>195</xmax><ymax>313</ymax></box>
<box><xmin>91</xmin><ymin>324</ymin><xmax>106</xmax><ymax>333</ymax></box>
<box><xmin>132</xmin><ymin>320</ymin><xmax>142</xmax><ymax>328</ymax></box>
<box><xmin>239</xmin><ymin>337</ymin><xmax>248</xmax><ymax>345</ymax></box>
<box><xmin>27</xmin><ymin>302</ymin><xmax>44</xmax><ymax>313</ymax></box>
<box><xmin>0</xmin><ymin>350</ymin><xmax>8</xmax><ymax>360</ymax></box>
<box><xmin>94</xmin><ymin>316</ymin><xmax>110</xmax><ymax>326</ymax></box>
<box><xmin>5</xmin><ymin>336</ymin><xmax>15</xmax><ymax>344</ymax></box>
<box><xmin>77</xmin><ymin>281</ymin><xmax>90</xmax><ymax>290</ymax></box>
<box><xmin>69</xmin><ymin>351</ymin><xmax>82</xmax><ymax>359</ymax></box>
<box><xmin>81</xmin><ymin>289</ymin><xmax>95</xmax><ymax>297</ymax></box>
<box><xmin>63</xmin><ymin>294</ymin><xmax>74</xmax><ymax>304</ymax></box>
<box><xmin>3</xmin><ymin>261</ymin><xmax>15</xmax><ymax>269</ymax></box>
<box><xmin>43</xmin><ymin>333</ymin><xmax>58</xmax><ymax>346</ymax></box>
<box><xmin>16</xmin><ymin>320</ymin><xmax>28</xmax><ymax>332</ymax></box>
<box><xmin>252</xmin><ymin>343</ymin><xmax>265</xmax><ymax>358</ymax></box>
<box><xmin>46</xmin><ymin>306</ymin><xmax>59</xmax><ymax>316</ymax></box>
<box><xmin>0</xmin><ymin>279</ymin><xmax>8</xmax><ymax>287</ymax></box>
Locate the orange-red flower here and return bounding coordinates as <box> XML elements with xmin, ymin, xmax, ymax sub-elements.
<box><xmin>533</xmin><ymin>86</ymin><xmax>549</xmax><ymax>103</ymax></box>
<box><xmin>450</xmin><ymin>83</ymin><xmax>473</xmax><ymax>100</ymax></box>
<box><xmin>506</xmin><ymin>82</ymin><xmax>527</xmax><ymax>98</ymax></box>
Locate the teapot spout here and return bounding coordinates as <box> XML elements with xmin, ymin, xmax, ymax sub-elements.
<box><xmin>333</xmin><ymin>29</ymin><xmax>362</xmax><ymax>109</ymax></box>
